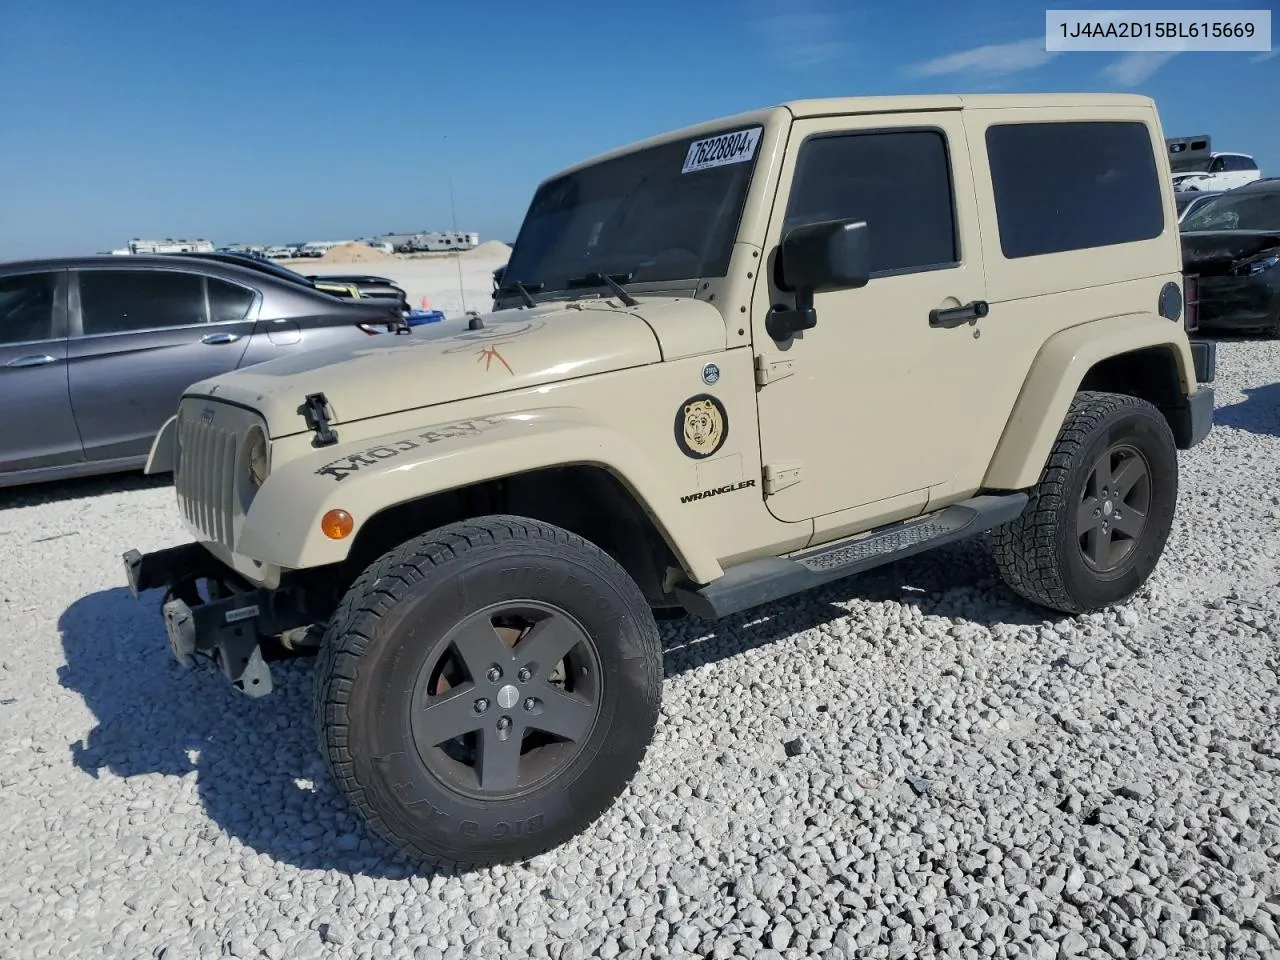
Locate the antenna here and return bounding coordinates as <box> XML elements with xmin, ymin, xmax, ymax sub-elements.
<box><xmin>444</xmin><ymin>135</ymin><xmax>468</xmax><ymax>315</ymax></box>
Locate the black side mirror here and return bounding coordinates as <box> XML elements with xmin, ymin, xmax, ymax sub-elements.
<box><xmin>767</xmin><ymin>219</ymin><xmax>870</xmax><ymax>341</ymax></box>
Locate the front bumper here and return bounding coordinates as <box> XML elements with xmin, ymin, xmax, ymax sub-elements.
<box><xmin>123</xmin><ymin>543</ymin><xmax>314</xmax><ymax>698</ymax></box>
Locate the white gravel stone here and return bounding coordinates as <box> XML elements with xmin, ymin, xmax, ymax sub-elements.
<box><xmin>2</xmin><ymin>340</ymin><xmax>1280</xmax><ymax>960</ymax></box>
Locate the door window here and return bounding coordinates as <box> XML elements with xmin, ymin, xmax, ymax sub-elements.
<box><xmin>1220</xmin><ymin>155</ymin><xmax>1257</xmax><ymax>172</ymax></box>
<box><xmin>208</xmin><ymin>277</ymin><xmax>256</xmax><ymax>323</ymax></box>
<box><xmin>0</xmin><ymin>272</ymin><xmax>58</xmax><ymax>345</ymax></box>
<box><xmin>783</xmin><ymin>129</ymin><xmax>959</xmax><ymax>276</ymax></box>
<box><xmin>79</xmin><ymin>270</ymin><xmax>207</xmax><ymax>335</ymax></box>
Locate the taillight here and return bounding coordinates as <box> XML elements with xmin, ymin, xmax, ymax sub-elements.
<box><xmin>1183</xmin><ymin>274</ymin><xmax>1199</xmax><ymax>333</ymax></box>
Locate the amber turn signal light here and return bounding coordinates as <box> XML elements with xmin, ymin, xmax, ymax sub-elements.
<box><xmin>321</xmin><ymin>509</ymin><xmax>354</xmax><ymax>540</ymax></box>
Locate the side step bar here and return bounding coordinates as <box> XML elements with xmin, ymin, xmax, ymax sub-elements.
<box><xmin>674</xmin><ymin>493</ymin><xmax>1028</xmax><ymax>619</ymax></box>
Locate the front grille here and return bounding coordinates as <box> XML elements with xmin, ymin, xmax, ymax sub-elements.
<box><xmin>176</xmin><ymin>413</ymin><xmax>239</xmax><ymax>546</ymax></box>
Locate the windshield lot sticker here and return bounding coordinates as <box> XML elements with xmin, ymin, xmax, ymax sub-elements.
<box><xmin>682</xmin><ymin>127</ymin><xmax>762</xmax><ymax>175</ymax></box>
<box><xmin>314</xmin><ymin>417</ymin><xmax>505</xmax><ymax>481</ymax></box>
<box><xmin>675</xmin><ymin>395</ymin><xmax>728</xmax><ymax>459</ymax></box>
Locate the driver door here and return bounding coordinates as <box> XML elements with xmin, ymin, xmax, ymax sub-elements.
<box><xmin>0</xmin><ymin>269</ymin><xmax>83</xmax><ymax>476</ymax></box>
<box><xmin>751</xmin><ymin>112</ymin><xmax>993</xmax><ymax>538</ymax></box>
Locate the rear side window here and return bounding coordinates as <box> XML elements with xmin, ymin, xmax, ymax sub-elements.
<box><xmin>0</xmin><ymin>272</ymin><xmax>58</xmax><ymax>345</ymax></box>
<box><xmin>784</xmin><ymin>129</ymin><xmax>958</xmax><ymax>275</ymax></box>
<box><xmin>208</xmin><ymin>277</ymin><xmax>256</xmax><ymax>323</ymax></box>
<box><xmin>80</xmin><ymin>270</ymin><xmax>207</xmax><ymax>335</ymax></box>
<box><xmin>985</xmin><ymin>121</ymin><xmax>1164</xmax><ymax>259</ymax></box>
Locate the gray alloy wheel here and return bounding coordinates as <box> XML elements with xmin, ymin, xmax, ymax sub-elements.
<box><xmin>1075</xmin><ymin>442</ymin><xmax>1152</xmax><ymax>573</ymax></box>
<box><xmin>409</xmin><ymin>600</ymin><xmax>603</xmax><ymax>801</ymax></box>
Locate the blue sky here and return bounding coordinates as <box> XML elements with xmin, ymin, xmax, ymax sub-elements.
<box><xmin>1</xmin><ymin>0</ymin><xmax>1275</xmax><ymax>259</ymax></box>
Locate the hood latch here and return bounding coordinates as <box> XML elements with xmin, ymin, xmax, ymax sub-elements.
<box><xmin>299</xmin><ymin>392</ymin><xmax>338</xmax><ymax>447</ymax></box>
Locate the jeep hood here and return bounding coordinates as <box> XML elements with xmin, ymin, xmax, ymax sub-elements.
<box><xmin>187</xmin><ymin>297</ymin><xmax>726</xmax><ymax>436</ymax></box>
<box><xmin>1182</xmin><ymin>230</ymin><xmax>1280</xmax><ymax>276</ymax></box>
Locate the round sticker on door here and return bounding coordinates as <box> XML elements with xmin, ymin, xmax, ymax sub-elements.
<box><xmin>675</xmin><ymin>394</ymin><xmax>728</xmax><ymax>459</ymax></box>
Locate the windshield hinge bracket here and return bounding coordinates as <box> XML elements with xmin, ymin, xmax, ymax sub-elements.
<box><xmin>763</xmin><ymin>461</ymin><xmax>803</xmax><ymax>495</ymax></box>
<box><xmin>299</xmin><ymin>392</ymin><xmax>338</xmax><ymax>447</ymax></box>
<box><xmin>754</xmin><ymin>355</ymin><xmax>796</xmax><ymax>386</ymax></box>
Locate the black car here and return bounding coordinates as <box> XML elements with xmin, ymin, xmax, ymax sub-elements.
<box><xmin>1180</xmin><ymin>179</ymin><xmax>1280</xmax><ymax>335</ymax></box>
<box><xmin>0</xmin><ymin>254</ymin><xmax>405</xmax><ymax>489</ymax></box>
<box><xmin>168</xmin><ymin>251</ymin><xmax>410</xmax><ymax>314</ymax></box>
<box><xmin>1175</xmin><ymin>189</ymin><xmax>1222</xmax><ymax>222</ymax></box>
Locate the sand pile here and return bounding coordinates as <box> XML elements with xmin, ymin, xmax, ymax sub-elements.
<box><xmin>464</xmin><ymin>240</ymin><xmax>512</xmax><ymax>259</ymax></box>
<box><xmin>315</xmin><ymin>242</ymin><xmax>401</xmax><ymax>264</ymax></box>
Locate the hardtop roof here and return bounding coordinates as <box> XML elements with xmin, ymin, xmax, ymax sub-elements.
<box><xmin>544</xmin><ymin>92</ymin><xmax>1156</xmax><ymax>180</ymax></box>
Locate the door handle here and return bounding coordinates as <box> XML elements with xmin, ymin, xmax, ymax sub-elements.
<box><xmin>929</xmin><ymin>300</ymin><xmax>989</xmax><ymax>329</ymax></box>
<box><xmin>200</xmin><ymin>332</ymin><xmax>240</xmax><ymax>344</ymax></box>
<box><xmin>5</xmin><ymin>354</ymin><xmax>57</xmax><ymax>368</ymax></box>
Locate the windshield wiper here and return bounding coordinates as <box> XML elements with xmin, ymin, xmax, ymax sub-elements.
<box><xmin>567</xmin><ymin>271</ymin><xmax>639</xmax><ymax>308</ymax></box>
<box><xmin>496</xmin><ymin>279</ymin><xmax>543</xmax><ymax>308</ymax></box>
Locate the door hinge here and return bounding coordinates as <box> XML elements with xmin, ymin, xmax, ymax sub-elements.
<box><xmin>763</xmin><ymin>461</ymin><xmax>803</xmax><ymax>495</ymax></box>
<box><xmin>754</xmin><ymin>355</ymin><xmax>796</xmax><ymax>386</ymax></box>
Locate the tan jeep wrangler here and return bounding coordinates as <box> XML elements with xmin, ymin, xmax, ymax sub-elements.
<box><xmin>124</xmin><ymin>93</ymin><xmax>1215</xmax><ymax>869</ymax></box>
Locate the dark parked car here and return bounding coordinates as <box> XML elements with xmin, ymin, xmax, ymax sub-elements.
<box><xmin>1180</xmin><ymin>179</ymin><xmax>1280</xmax><ymax>335</ymax></box>
<box><xmin>0</xmin><ymin>255</ymin><xmax>406</xmax><ymax>489</ymax></box>
<box><xmin>1176</xmin><ymin>189</ymin><xmax>1222</xmax><ymax>222</ymax></box>
<box><xmin>167</xmin><ymin>251</ymin><xmax>410</xmax><ymax>314</ymax></box>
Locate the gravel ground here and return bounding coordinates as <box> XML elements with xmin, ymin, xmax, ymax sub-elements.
<box><xmin>1</xmin><ymin>337</ymin><xmax>1278</xmax><ymax>960</ymax></box>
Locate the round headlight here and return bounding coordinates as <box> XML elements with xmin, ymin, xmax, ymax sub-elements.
<box><xmin>244</xmin><ymin>426</ymin><xmax>269</xmax><ymax>497</ymax></box>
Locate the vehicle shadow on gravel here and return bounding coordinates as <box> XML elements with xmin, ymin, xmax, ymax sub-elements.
<box><xmin>1215</xmin><ymin>380</ymin><xmax>1280</xmax><ymax>437</ymax></box>
<box><xmin>55</xmin><ymin>541</ymin><xmax>1046</xmax><ymax>878</ymax></box>
<box><xmin>0</xmin><ymin>471</ymin><xmax>171</xmax><ymax>511</ymax></box>
<box><xmin>56</xmin><ymin>586</ymin><xmax>437</xmax><ymax>880</ymax></box>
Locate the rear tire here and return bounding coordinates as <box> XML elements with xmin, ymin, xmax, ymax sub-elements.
<box><xmin>312</xmin><ymin>515</ymin><xmax>662</xmax><ymax>870</ymax></box>
<box><xmin>991</xmin><ymin>391</ymin><xmax>1178</xmax><ymax>615</ymax></box>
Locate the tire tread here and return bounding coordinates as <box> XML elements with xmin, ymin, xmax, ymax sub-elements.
<box><xmin>990</xmin><ymin>390</ymin><xmax>1174</xmax><ymax>615</ymax></box>
<box><xmin>311</xmin><ymin>514</ymin><xmax>660</xmax><ymax>871</ymax></box>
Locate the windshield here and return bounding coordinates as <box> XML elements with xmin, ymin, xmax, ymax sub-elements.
<box><xmin>1181</xmin><ymin>191</ymin><xmax>1280</xmax><ymax>232</ymax></box>
<box><xmin>500</xmin><ymin>125</ymin><xmax>763</xmax><ymax>294</ymax></box>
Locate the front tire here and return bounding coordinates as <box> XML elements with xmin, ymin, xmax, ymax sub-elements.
<box><xmin>991</xmin><ymin>391</ymin><xmax>1178</xmax><ymax>615</ymax></box>
<box><xmin>312</xmin><ymin>516</ymin><xmax>662</xmax><ymax>870</ymax></box>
